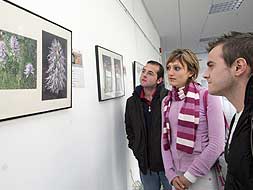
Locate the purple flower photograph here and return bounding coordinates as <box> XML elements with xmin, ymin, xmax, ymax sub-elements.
<box><xmin>0</xmin><ymin>29</ymin><xmax>37</xmax><ymax>89</ymax></box>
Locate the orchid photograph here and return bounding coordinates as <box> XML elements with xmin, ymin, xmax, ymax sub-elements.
<box><xmin>42</xmin><ymin>31</ymin><xmax>67</xmax><ymax>100</ymax></box>
<box><xmin>0</xmin><ymin>29</ymin><xmax>37</xmax><ymax>89</ymax></box>
<box><xmin>0</xmin><ymin>0</ymin><xmax>72</xmax><ymax>122</ymax></box>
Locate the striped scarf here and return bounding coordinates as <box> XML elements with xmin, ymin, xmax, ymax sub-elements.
<box><xmin>162</xmin><ymin>82</ymin><xmax>200</xmax><ymax>154</ymax></box>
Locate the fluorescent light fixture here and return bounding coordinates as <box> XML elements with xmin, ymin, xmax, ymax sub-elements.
<box><xmin>199</xmin><ymin>36</ymin><xmax>218</xmax><ymax>43</ymax></box>
<box><xmin>209</xmin><ymin>0</ymin><xmax>244</xmax><ymax>14</ymax></box>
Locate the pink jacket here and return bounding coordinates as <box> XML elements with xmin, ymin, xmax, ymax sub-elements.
<box><xmin>161</xmin><ymin>86</ymin><xmax>225</xmax><ymax>183</ymax></box>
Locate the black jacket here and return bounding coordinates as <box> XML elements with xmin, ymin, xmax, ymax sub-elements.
<box><xmin>225</xmin><ymin>76</ymin><xmax>253</xmax><ymax>190</ymax></box>
<box><xmin>125</xmin><ymin>84</ymin><xmax>168</xmax><ymax>174</ymax></box>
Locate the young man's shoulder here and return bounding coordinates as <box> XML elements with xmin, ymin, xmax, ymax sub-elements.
<box><xmin>159</xmin><ymin>85</ymin><xmax>168</xmax><ymax>99</ymax></box>
<box><xmin>126</xmin><ymin>93</ymin><xmax>139</xmax><ymax>104</ymax></box>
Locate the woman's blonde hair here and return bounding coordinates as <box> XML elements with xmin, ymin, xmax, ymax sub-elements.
<box><xmin>166</xmin><ymin>49</ymin><xmax>199</xmax><ymax>82</ymax></box>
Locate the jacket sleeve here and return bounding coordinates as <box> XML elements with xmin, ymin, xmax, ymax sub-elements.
<box><xmin>250</xmin><ymin>116</ymin><xmax>253</xmax><ymax>188</ymax></box>
<box><xmin>161</xmin><ymin>98</ymin><xmax>177</xmax><ymax>184</ymax></box>
<box><xmin>125</xmin><ymin>99</ymin><xmax>135</xmax><ymax>150</ymax></box>
<box><xmin>249</xmin><ymin>172</ymin><xmax>253</xmax><ymax>189</ymax></box>
<box><xmin>186</xmin><ymin>93</ymin><xmax>225</xmax><ymax>178</ymax></box>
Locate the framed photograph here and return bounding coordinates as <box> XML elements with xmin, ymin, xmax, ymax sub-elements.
<box><xmin>0</xmin><ymin>0</ymin><xmax>72</xmax><ymax>121</ymax></box>
<box><xmin>133</xmin><ymin>61</ymin><xmax>144</xmax><ymax>88</ymax></box>
<box><xmin>95</xmin><ymin>45</ymin><xmax>124</xmax><ymax>101</ymax></box>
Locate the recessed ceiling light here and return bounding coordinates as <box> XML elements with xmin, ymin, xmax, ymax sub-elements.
<box><xmin>209</xmin><ymin>0</ymin><xmax>244</xmax><ymax>14</ymax></box>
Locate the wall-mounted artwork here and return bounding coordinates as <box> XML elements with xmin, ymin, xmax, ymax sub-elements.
<box><xmin>133</xmin><ymin>61</ymin><xmax>144</xmax><ymax>89</ymax></box>
<box><xmin>72</xmin><ymin>50</ymin><xmax>83</xmax><ymax>67</ymax></box>
<box><xmin>71</xmin><ymin>50</ymin><xmax>84</xmax><ymax>88</ymax></box>
<box><xmin>0</xmin><ymin>0</ymin><xmax>72</xmax><ymax>121</ymax></box>
<box><xmin>95</xmin><ymin>45</ymin><xmax>124</xmax><ymax>101</ymax></box>
<box><xmin>42</xmin><ymin>31</ymin><xmax>67</xmax><ymax>100</ymax></box>
<box><xmin>0</xmin><ymin>29</ymin><xmax>37</xmax><ymax>89</ymax></box>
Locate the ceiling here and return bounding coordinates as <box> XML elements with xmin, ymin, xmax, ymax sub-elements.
<box><xmin>142</xmin><ymin>0</ymin><xmax>253</xmax><ymax>55</ymax></box>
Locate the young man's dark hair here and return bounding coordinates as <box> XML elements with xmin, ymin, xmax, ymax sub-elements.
<box><xmin>207</xmin><ymin>31</ymin><xmax>253</xmax><ymax>73</ymax></box>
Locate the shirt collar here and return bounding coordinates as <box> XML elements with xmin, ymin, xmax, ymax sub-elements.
<box><xmin>140</xmin><ymin>88</ymin><xmax>157</xmax><ymax>105</ymax></box>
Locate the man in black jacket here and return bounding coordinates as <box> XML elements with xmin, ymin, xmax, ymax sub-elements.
<box><xmin>204</xmin><ymin>32</ymin><xmax>253</xmax><ymax>190</ymax></box>
<box><xmin>125</xmin><ymin>60</ymin><xmax>171</xmax><ymax>190</ymax></box>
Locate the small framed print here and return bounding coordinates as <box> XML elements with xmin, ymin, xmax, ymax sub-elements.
<box><xmin>95</xmin><ymin>45</ymin><xmax>125</xmax><ymax>101</ymax></box>
<box><xmin>133</xmin><ymin>61</ymin><xmax>144</xmax><ymax>89</ymax></box>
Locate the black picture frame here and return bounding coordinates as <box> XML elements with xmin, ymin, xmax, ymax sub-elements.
<box><xmin>132</xmin><ymin>61</ymin><xmax>144</xmax><ymax>89</ymax></box>
<box><xmin>95</xmin><ymin>45</ymin><xmax>125</xmax><ymax>101</ymax></box>
<box><xmin>0</xmin><ymin>0</ymin><xmax>72</xmax><ymax>121</ymax></box>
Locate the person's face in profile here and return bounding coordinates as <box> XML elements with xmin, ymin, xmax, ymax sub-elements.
<box><xmin>204</xmin><ymin>44</ymin><xmax>234</xmax><ymax>96</ymax></box>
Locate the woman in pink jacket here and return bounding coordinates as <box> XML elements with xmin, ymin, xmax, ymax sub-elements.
<box><xmin>161</xmin><ymin>49</ymin><xmax>225</xmax><ymax>190</ymax></box>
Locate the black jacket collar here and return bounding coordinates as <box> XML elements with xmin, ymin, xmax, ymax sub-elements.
<box><xmin>244</xmin><ymin>75</ymin><xmax>253</xmax><ymax>114</ymax></box>
<box><xmin>133</xmin><ymin>83</ymin><xmax>167</xmax><ymax>101</ymax></box>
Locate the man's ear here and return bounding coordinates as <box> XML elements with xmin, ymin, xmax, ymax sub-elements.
<box><xmin>233</xmin><ymin>58</ymin><xmax>248</xmax><ymax>76</ymax></box>
<box><xmin>156</xmin><ymin>77</ymin><xmax>163</xmax><ymax>84</ymax></box>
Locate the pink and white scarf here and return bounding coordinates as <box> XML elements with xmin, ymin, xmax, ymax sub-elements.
<box><xmin>162</xmin><ymin>82</ymin><xmax>200</xmax><ymax>154</ymax></box>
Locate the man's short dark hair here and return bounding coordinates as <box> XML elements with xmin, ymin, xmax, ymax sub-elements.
<box><xmin>207</xmin><ymin>31</ymin><xmax>253</xmax><ymax>73</ymax></box>
<box><xmin>146</xmin><ymin>60</ymin><xmax>164</xmax><ymax>80</ymax></box>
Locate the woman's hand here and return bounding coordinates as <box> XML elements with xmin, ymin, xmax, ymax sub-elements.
<box><xmin>178</xmin><ymin>175</ymin><xmax>191</xmax><ymax>189</ymax></box>
<box><xmin>172</xmin><ymin>176</ymin><xmax>185</xmax><ymax>190</ymax></box>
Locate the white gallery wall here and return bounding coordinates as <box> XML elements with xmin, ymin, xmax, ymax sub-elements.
<box><xmin>0</xmin><ymin>0</ymin><xmax>161</xmax><ymax>190</ymax></box>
